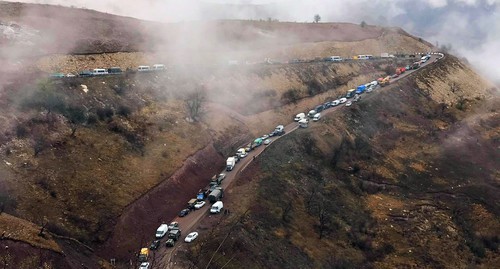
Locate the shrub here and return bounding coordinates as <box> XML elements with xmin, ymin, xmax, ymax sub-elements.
<box><xmin>282</xmin><ymin>88</ymin><xmax>302</xmax><ymax>104</ymax></box>
<box><xmin>96</xmin><ymin>107</ymin><xmax>114</xmax><ymax>121</ymax></box>
<box><xmin>117</xmin><ymin>105</ymin><xmax>132</xmax><ymax>117</ymax></box>
<box><xmin>16</xmin><ymin>124</ymin><xmax>29</xmax><ymax>138</ymax></box>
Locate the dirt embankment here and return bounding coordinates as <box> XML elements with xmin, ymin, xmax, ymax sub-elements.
<box><xmin>97</xmin><ymin>143</ymin><xmax>224</xmax><ymax>261</ymax></box>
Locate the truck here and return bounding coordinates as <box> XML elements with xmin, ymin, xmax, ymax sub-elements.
<box><xmin>208</xmin><ymin>188</ymin><xmax>224</xmax><ymax>203</ymax></box>
<box><xmin>294</xmin><ymin>113</ymin><xmax>306</xmax><ymax>122</ymax></box>
<box><xmin>168</xmin><ymin>229</ymin><xmax>181</xmax><ymax>241</ymax></box>
<box><xmin>138</xmin><ymin>248</ymin><xmax>149</xmax><ymax>262</ymax></box>
<box><xmin>346</xmin><ymin>89</ymin><xmax>356</xmax><ymax>98</ymax></box>
<box><xmin>252</xmin><ymin>138</ymin><xmax>263</xmax><ymax>148</ymax></box>
<box><xmin>379</xmin><ymin>76</ymin><xmax>391</xmax><ymax>87</ymax></box>
<box><xmin>355</xmin><ymin>85</ymin><xmax>366</xmax><ymax>94</ymax></box>
<box><xmin>211</xmin><ymin>173</ymin><xmax>226</xmax><ymax>185</ymax></box>
<box><xmin>210</xmin><ymin>201</ymin><xmax>224</xmax><ymax>214</ymax></box>
<box><xmin>381</xmin><ymin>53</ymin><xmax>395</xmax><ymax>58</ymax></box>
<box><xmin>197</xmin><ymin>191</ymin><xmax>206</xmax><ymax>201</ymax></box>
<box><xmin>187</xmin><ymin>199</ymin><xmax>198</xmax><ymax>210</ymax></box>
<box><xmin>155</xmin><ymin>224</ymin><xmax>169</xmax><ymax>238</ymax></box>
<box><xmin>226</xmin><ymin>157</ymin><xmax>236</xmax><ymax>171</ymax></box>
<box><xmin>298</xmin><ymin>118</ymin><xmax>309</xmax><ymax>128</ymax></box>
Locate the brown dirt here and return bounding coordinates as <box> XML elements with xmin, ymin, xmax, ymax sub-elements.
<box><xmin>97</xmin><ymin>143</ymin><xmax>224</xmax><ymax>261</ymax></box>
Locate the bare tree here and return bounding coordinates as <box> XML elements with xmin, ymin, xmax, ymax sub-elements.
<box><xmin>38</xmin><ymin>217</ymin><xmax>49</xmax><ymax>237</ymax></box>
<box><xmin>314</xmin><ymin>14</ymin><xmax>321</xmax><ymax>23</ymax></box>
<box><xmin>63</xmin><ymin>106</ymin><xmax>87</xmax><ymax>137</ymax></box>
<box><xmin>317</xmin><ymin>203</ymin><xmax>330</xmax><ymax>239</ymax></box>
<box><xmin>185</xmin><ymin>86</ymin><xmax>207</xmax><ymax>122</ymax></box>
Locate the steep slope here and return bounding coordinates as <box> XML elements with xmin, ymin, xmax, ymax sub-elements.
<box><xmin>179</xmin><ymin>56</ymin><xmax>499</xmax><ymax>269</ymax></box>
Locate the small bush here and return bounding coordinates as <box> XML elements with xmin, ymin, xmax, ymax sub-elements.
<box><xmin>96</xmin><ymin>107</ymin><xmax>114</xmax><ymax>121</ymax></box>
<box><xmin>282</xmin><ymin>88</ymin><xmax>302</xmax><ymax>104</ymax></box>
<box><xmin>117</xmin><ymin>105</ymin><xmax>132</xmax><ymax>117</ymax></box>
<box><xmin>16</xmin><ymin>124</ymin><xmax>29</xmax><ymax>138</ymax></box>
<box><xmin>87</xmin><ymin>113</ymin><xmax>98</xmax><ymax>124</ymax></box>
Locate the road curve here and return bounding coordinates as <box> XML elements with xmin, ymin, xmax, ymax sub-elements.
<box><xmin>145</xmin><ymin>53</ymin><xmax>444</xmax><ymax>269</ymax></box>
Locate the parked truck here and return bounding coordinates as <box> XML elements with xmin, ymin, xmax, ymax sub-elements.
<box><xmin>208</xmin><ymin>188</ymin><xmax>224</xmax><ymax>203</ymax></box>
<box><xmin>226</xmin><ymin>157</ymin><xmax>236</xmax><ymax>171</ymax></box>
<box><xmin>211</xmin><ymin>173</ymin><xmax>226</xmax><ymax>185</ymax></box>
<box><xmin>168</xmin><ymin>229</ymin><xmax>181</xmax><ymax>241</ymax></box>
<box><xmin>355</xmin><ymin>85</ymin><xmax>366</xmax><ymax>94</ymax></box>
<box><xmin>379</xmin><ymin>76</ymin><xmax>391</xmax><ymax>87</ymax></box>
<box><xmin>252</xmin><ymin>138</ymin><xmax>263</xmax><ymax>148</ymax></box>
<box><xmin>346</xmin><ymin>89</ymin><xmax>356</xmax><ymax>98</ymax></box>
<box><xmin>294</xmin><ymin>113</ymin><xmax>306</xmax><ymax>122</ymax></box>
<box><xmin>138</xmin><ymin>248</ymin><xmax>149</xmax><ymax>262</ymax></box>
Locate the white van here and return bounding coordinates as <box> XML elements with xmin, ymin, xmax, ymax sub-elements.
<box><xmin>357</xmin><ymin>55</ymin><xmax>372</xmax><ymax>60</ymax></box>
<box><xmin>294</xmin><ymin>113</ymin><xmax>306</xmax><ymax>122</ymax></box>
<box><xmin>298</xmin><ymin>118</ymin><xmax>309</xmax><ymax>128</ymax></box>
<box><xmin>327</xmin><ymin>56</ymin><xmax>342</xmax><ymax>62</ymax></box>
<box><xmin>138</xmin><ymin>65</ymin><xmax>151</xmax><ymax>72</ymax></box>
<box><xmin>152</xmin><ymin>64</ymin><xmax>165</xmax><ymax>70</ymax></box>
<box><xmin>155</xmin><ymin>224</ymin><xmax>169</xmax><ymax>238</ymax></box>
<box><xmin>92</xmin><ymin>68</ymin><xmax>108</xmax><ymax>76</ymax></box>
<box><xmin>210</xmin><ymin>201</ymin><xmax>223</xmax><ymax>214</ymax></box>
<box><xmin>313</xmin><ymin>113</ymin><xmax>321</xmax><ymax>122</ymax></box>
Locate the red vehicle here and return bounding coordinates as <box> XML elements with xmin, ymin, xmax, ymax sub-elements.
<box><xmin>395</xmin><ymin>67</ymin><xmax>406</xmax><ymax>75</ymax></box>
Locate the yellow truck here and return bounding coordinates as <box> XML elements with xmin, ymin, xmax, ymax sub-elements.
<box><xmin>138</xmin><ymin>248</ymin><xmax>149</xmax><ymax>262</ymax></box>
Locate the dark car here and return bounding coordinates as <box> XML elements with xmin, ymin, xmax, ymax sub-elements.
<box><xmin>150</xmin><ymin>240</ymin><xmax>161</xmax><ymax>250</ymax></box>
<box><xmin>78</xmin><ymin>70</ymin><xmax>93</xmax><ymax>77</ymax></box>
<box><xmin>166</xmin><ymin>239</ymin><xmax>175</xmax><ymax>247</ymax></box>
<box><xmin>324</xmin><ymin>102</ymin><xmax>333</xmax><ymax>109</ymax></box>
<box><xmin>108</xmin><ymin>67</ymin><xmax>123</xmax><ymax>74</ymax></box>
<box><xmin>314</xmin><ymin>105</ymin><xmax>325</xmax><ymax>113</ymax></box>
<box><xmin>178</xmin><ymin>209</ymin><xmax>190</xmax><ymax>217</ymax></box>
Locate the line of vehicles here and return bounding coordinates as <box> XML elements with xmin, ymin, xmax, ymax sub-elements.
<box><xmin>136</xmin><ymin>126</ymin><xmax>286</xmax><ymax>268</ymax></box>
<box><xmin>49</xmin><ymin>64</ymin><xmax>166</xmax><ymax>78</ymax></box>
<box><xmin>48</xmin><ymin>52</ymin><xmax>434</xmax><ymax>79</ymax></box>
<box><xmin>135</xmin><ymin>52</ymin><xmax>438</xmax><ymax>269</ymax></box>
<box><xmin>294</xmin><ymin>54</ymin><xmax>435</xmax><ymax>128</ymax></box>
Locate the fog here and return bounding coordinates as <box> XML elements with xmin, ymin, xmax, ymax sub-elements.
<box><xmin>5</xmin><ymin>0</ymin><xmax>500</xmax><ymax>84</ymax></box>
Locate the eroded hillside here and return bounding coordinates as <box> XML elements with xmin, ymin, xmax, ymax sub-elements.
<box><xmin>178</xmin><ymin>56</ymin><xmax>499</xmax><ymax>269</ymax></box>
<box><xmin>0</xmin><ymin>53</ymin><xmax>423</xmax><ymax>266</ymax></box>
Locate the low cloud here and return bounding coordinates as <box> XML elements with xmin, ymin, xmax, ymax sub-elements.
<box><xmin>7</xmin><ymin>0</ymin><xmax>500</xmax><ymax>84</ymax></box>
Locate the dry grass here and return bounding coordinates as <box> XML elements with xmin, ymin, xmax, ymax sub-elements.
<box><xmin>0</xmin><ymin>213</ymin><xmax>62</xmax><ymax>253</ymax></box>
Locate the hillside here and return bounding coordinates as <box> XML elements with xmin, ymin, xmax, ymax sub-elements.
<box><xmin>178</xmin><ymin>56</ymin><xmax>499</xmax><ymax>269</ymax></box>
<box><xmin>0</xmin><ymin>2</ymin><xmax>498</xmax><ymax>269</ymax></box>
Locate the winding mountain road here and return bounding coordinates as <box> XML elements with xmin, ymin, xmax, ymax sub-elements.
<box><xmin>141</xmin><ymin>53</ymin><xmax>444</xmax><ymax>269</ymax></box>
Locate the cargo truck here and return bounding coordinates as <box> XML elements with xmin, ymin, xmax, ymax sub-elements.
<box><xmin>226</xmin><ymin>157</ymin><xmax>236</xmax><ymax>171</ymax></box>
<box><xmin>138</xmin><ymin>248</ymin><xmax>149</xmax><ymax>262</ymax></box>
<box><xmin>356</xmin><ymin>85</ymin><xmax>366</xmax><ymax>94</ymax></box>
<box><xmin>208</xmin><ymin>188</ymin><xmax>224</xmax><ymax>203</ymax></box>
<box><xmin>346</xmin><ymin>89</ymin><xmax>356</xmax><ymax>98</ymax></box>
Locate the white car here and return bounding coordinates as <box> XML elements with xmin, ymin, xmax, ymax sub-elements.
<box><xmin>261</xmin><ymin>134</ymin><xmax>269</xmax><ymax>140</ymax></box>
<box><xmin>194</xmin><ymin>201</ymin><xmax>206</xmax><ymax>209</ymax></box>
<box><xmin>264</xmin><ymin>139</ymin><xmax>271</xmax><ymax>145</ymax></box>
<box><xmin>185</xmin><ymin>232</ymin><xmax>199</xmax><ymax>243</ymax></box>
<box><xmin>139</xmin><ymin>262</ymin><xmax>150</xmax><ymax>269</ymax></box>
<box><xmin>345</xmin><ymin>101</ymin><xmax>353</xmax><ymax>107</ymax></box>
<box><xmin>339</xmin><ymin>98</ymin><xmax>347</xmax><ymax>104</ymax></box>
